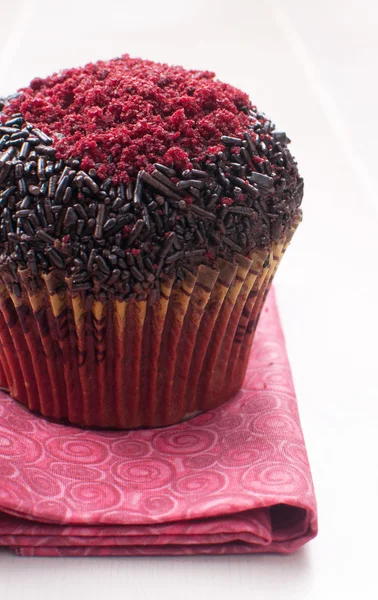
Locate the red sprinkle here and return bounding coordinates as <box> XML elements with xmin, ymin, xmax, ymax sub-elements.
<box><xmin>122</xmin><ymin>225</ymin><xmax>132</xmax><ymax>237</ymax></box>
<box><xmin>2</xmin><ymin>55</ymin><xmax>251</xmax><ymax>183</ymax></box>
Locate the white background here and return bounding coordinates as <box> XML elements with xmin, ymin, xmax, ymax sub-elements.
<box><xmin>0</xmin><ymin>0</ymin><xmax>377</xmax><ymax>598</ymax></box>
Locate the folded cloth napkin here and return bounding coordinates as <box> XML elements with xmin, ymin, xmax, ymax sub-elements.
<box><xmin>0</xmin><ymin>289</ymin><xmax>317</xmax><ymax>557</ymax></box>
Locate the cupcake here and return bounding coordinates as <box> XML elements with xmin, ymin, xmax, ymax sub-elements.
<box><xmin>0</xmin><ymin>55</ymin><xmax>303</xmax><ymax>428</ymax></box>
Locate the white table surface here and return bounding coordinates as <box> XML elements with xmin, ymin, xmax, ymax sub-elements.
<box><xmin>0</xmin><ymin>1</ymin><xmax>377</xmax><ymax>598</ymax></box>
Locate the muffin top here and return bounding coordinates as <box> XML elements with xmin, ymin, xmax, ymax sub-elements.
<box><xmin>0</xmin><ymin>55</ymin><xmax>303</xmax><ymax>302</ymax></box>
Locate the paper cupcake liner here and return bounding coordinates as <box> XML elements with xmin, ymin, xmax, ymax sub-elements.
<box><xmin>224</xmin><ymin>213</ymin><xmax>302</xmax><ymax>399</ymax></box>
<box><xmin>0</xmin><ymin>218</ymin><xmax>300</xmax><ymax>428</ymax></box>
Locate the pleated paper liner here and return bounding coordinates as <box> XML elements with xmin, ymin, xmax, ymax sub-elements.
<box><xmin>0</xmin><ymin>217</ymin><xmax>300</xmax><ymax>429</ymax></box>
<box><xmin>223</xmin><ymin>212</ymin><xmax>302</xmax><ymax>400</ymax></box>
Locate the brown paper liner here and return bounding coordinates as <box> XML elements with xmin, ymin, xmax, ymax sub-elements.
<box><xmin>0</xmin><ymin>217</ymin><xmax>300</xmax><ymax>428</ymax></box>
<box><xmin>224</xmin><ymin>214</ymin><xmax>302</xmax><ymax>399</ymax></box>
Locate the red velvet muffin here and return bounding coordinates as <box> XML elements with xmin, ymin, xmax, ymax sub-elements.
<box><xmin>0</xmin><ymin>55</ymin><xmax>302</xmax><ymax>428</ymax></box>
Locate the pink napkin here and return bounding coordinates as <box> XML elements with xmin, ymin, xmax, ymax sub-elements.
<box><xmin>0</xmin><ymin>289</ymin><xmax>317</xmax><ymax>556</ymax></box>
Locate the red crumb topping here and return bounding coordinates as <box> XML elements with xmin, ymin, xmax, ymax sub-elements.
<box><xmin>3</xmin><ymin>55</ymin><xmax>251</xmax><ymax>183</ymax></box>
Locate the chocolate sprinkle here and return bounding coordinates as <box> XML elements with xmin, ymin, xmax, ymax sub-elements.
<box><xmin>0</xmin><ymin>108</ymin><xmax>302</xmax><ymax>302</ymax></box>
<box><xmin>221</xmin><ymin>136</ymin><xmax>243</xmax><ymax>146</ymax></box>
<box><xmin>249</xmin><ymin>172</ymin><xmax>274</xmax><ymax>190</ymax></box>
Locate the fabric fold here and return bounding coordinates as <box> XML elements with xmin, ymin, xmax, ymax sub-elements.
<box><xmin>0</xmin><ymin>289</ymin><xmax>317</xmax><ymax>556</ymax></box>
